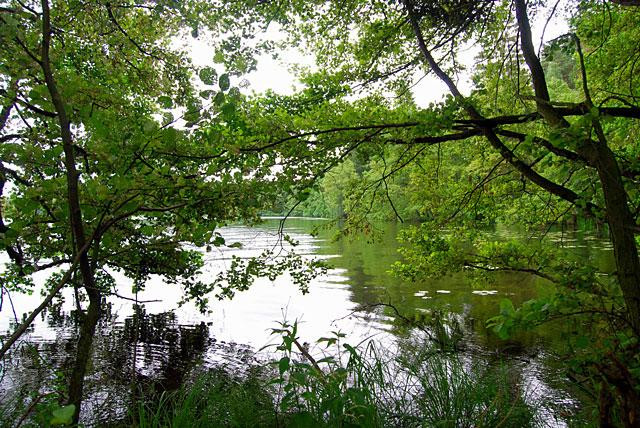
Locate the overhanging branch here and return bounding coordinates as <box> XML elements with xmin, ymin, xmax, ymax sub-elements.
<box><xmin>403</xmin><ymin>0</ymin><xmax>600</xmax><ymax>217</ymax></box>
<box><xmin>496</xmin><ymin>129</ymin><xmax>587</xmax><ymax>163</ymax></box>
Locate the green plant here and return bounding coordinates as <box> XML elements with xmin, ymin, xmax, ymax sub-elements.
<box><xmin>396</xmin><ymin>339</ymin><xmax>536</xmax><ymax>428</ymax></box>
<box><xmin>267</xmin><ymin>321</ymin><xmax>382</xmax><ymax>427</ymax></box>
<box><xmin>268</xmin><ymin>319</ymin><xmax>537</xmax><ymax>428</ymax></box>
<box><xmin>134</xmin><ymin>368</ymin><xmax>275</xmax><ymax>428</ymax></box>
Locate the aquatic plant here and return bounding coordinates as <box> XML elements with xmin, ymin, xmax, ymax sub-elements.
<box><xmin>129</xmin><ymin>315</ymin><xmax>538</xmax><ymax>427</ymax></box>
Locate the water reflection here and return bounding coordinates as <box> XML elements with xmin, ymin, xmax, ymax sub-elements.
<box><xmin>1</xmin><ymin>301</ymin><xmax>250</xmax><ymax>425</ymax></box>
<box><xmin>0</xmin><ymin>218</ymin><xmax>615</xmax><ymax>425</ymax></box>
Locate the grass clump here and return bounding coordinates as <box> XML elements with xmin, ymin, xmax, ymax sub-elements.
<box><xmin>396</xmin><ymin>344</ymin><xmax>535</xmax><ymax>428</ymax></box>
<box><xmin>133</xmin><ymin>367</ymin><xmax>276</xmax><ymax>428</ymax></box>
<box><xmin>130</xmin><ymin>319</ymin><xmax>538</xmax><ymax>427</ymax></box>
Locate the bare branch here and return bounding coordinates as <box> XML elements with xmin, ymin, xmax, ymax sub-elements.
<box><xmin>572</xmin><ymin>33</ymin><xmax>593</xmax><ymax>105</ymax></box>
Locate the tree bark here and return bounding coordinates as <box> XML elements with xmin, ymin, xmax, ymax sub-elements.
<box><xmin>514</xmin><ymin>0</ymin><xmax>640</xmax><ymax>334</ymax></box>
<box><xmin>67</xmin><ymin>293</ymin><xmax>101</xmax><ymax>423</ymax></box>
<box><xmin>40</xmin><ymin>0</ymin><xmax>101</xmax><ymax>423</ymax></box>
<box><xmin>591</xmin><ymin>142</ymin><xmax>640</xmax><ymax>333</ymax></box>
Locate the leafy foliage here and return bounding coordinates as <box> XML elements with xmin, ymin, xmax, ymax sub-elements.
<box><xmin>3</xmin><ymin>0</ymin><xmax>640</xmax><ymax>425</ymax></box>
<box><xmin>265</xmin><ymin>319</ymin><xmax>536</xmax><ymax>427</ymax></box>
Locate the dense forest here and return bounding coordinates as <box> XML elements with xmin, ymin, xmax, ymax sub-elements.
<box><xmin>1</xmin><ymin>0</ymin><xmax>640</xmax><ymax>426</ymax></box>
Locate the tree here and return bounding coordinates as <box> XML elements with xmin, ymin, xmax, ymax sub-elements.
<box><xmin>3</xmin><ymin>0</ymin><xmax>640</xmax><ymax>423</ymax></box>
<box><xmin>0</xmin><ymin>0</ymin><xmax>322</xmax><ymax>423</ymax></box>
<box><xmin>206</xmin><ymin>0</ymin><xmax>640</xmax><ymax>422</ymax></box>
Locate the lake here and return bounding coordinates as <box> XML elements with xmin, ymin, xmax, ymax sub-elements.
<box><xmin>0</xmin><ymin>218</ymin><xmax>614</xmax><ymax>425</ymax></box>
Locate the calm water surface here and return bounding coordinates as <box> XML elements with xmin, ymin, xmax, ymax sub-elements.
<box><xmin>0</xmin><ymin>218</ymin><xmax>614</xmax><ymax>425</ymax></box>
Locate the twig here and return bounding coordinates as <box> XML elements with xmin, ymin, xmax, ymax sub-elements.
<box><xmin>106</xmin><ymin>290</ymin><xmax>162</xmax><ymax>303</ymax></box>
<box><xmin>1</xmin><ymin>286</ymin><xmax>18</xmax><ymax>323</ymax></box>
<box><xmin>15</xmin><ymin>391</ymin><xmax>58</xmax><ymax>428</ymax></box>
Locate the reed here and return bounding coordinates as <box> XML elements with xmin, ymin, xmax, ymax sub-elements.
<box><xmin>131</xmin><ymin>321</ymin><xmax>537</xmax><ymax>427</ymax></box>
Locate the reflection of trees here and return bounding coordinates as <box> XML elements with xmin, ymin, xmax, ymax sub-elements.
<box><xmin>1</xmin><ymin>302</ymin><xmax>211</xmax><ymax>425</ymax></box>
<box><xmin>101</xmin><ymin>305</ymin><xmax>210</xmax><ymax>393</ymax></box>
<box><xmin>304</xmin><ymin>221</ymin><xmax>568</xmax><ymax>354</ymax></box>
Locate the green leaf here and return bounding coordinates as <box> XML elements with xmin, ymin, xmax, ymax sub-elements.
<box><xmin>221</xmin><ymin>103</ymin><xmax>235</xmax><ymax>119</ymax></box>
<box><xmin>316</xmin><ymin>337</ymin><xmax>337</xmax><ymax>348</ymax></box>
<box><xmin>213</xmin><ymin>50</ymin><xmax>225</xmax><ymax>64</ymax></box>
<box><xmin>213</xmin><ymin>91</ymin><xmax>225</xmax><ymax>106</ymax></box>
<box><xmin>278</xmin><ymin>356</ymin><xmax>290</xmax><ymax>375</ymax></box>
<box><xmin>199</xmin><ymin>67</ymin><xmax>217</xmax><ymax>85</ymax></box>
<box><xmin>184</xmin><ymin>108</ymin><xmax>201</xmax><ymax>124</ymax></box>
<box><xmin>298</xmin><ymin>189</ymin><xmax>311</xmax><ymax>202</ymax></box>
<box><xmin>157</xmin><ymin>96</ymin><xmax>173</xmax><ymax>109</ymax></box>
<box><xmin>50</xmin><ymin>404</ymin><xmax>75</xmax><ymax>425</ymax></box>
<box><xmin>499</xmin><ymin>299</ymin><xmax>515</xmax><ymax>316</ymax></box>
<box><xmin>496</xmin><ymin>324</ymin><xmax>510</xmax><ymax>340</ymax></box>
<box><xmin>219</xmin><ymin>73</ymin><xmax>230</xmax><ymax>91</ymax></box>
<box><xmin>143</xmin><ymin>119</ymin><xmax>157</xmax><ymax>133</ymax></box>
<box><xmin>161</xmin><ymin>127</ymin><xmax>179</xmax><ymax>143</ymax></box>
<box><xmin>199</xmin><ymin>90</ymin><xmax>214</xmax><ymax>99</ymax></box>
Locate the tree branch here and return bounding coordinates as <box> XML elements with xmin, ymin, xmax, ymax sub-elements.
<box><xmin>609</xmin><ymin>0</ymin><xmax>640</xmax><ymax>6</ymax></box>
<box><xmin>514</xmin><ymin>0</ymin><xmax>568</xmax><ymax>128</ymax></box>
<box><xmin>496</xmin><ymin>129</ymin><xmax>587</xmax><ymax>163</ymax></box>
<box><xmin>403</xmin><ymin>0</ymin><xmax>599</xmax><ymax>216</ymax></box>
<box><xmin>243</xmin><ymin>122</ymin><xmax>420</xmax><ymax>153</ymax></box>
<box><xmin>0</xmin><ymin>237</ymin><xmax>94</xmax><ymax>360</ymax></box>
<box><xmin>0</xmin><ymin>133</ymin><xmax>23</xmax><ymax>143</ymax></box>
<box><xmin>0</xmin><ymin>80</ymin><xmax>18</xmax><ymax>131</ymax></box>
<box><xmin>464</xmin><ymin>262</ymin><xmax>557</xmax><ymax>283</ymax></box>
<box><xmin>387</xmin><ymin>129</ymin><xmax>482</xmax><ymax>145</ymax></box>
<box><xmin>105</xmin><ymin>2</ymin><xmax>162</xmax><ymax>61</ymax></box>
<box><xmin>15</xmin><ymin>96</ymin><xmax>57</xmax><ymax>118</ymax></box>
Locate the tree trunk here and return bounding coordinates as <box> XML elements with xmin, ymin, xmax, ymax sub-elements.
<box><xmin>591</xmin><ymin>142</ymin><xmax>640</xmax><ymax>334</ymax></box>
<box><xmin>513</xmin><ymin>0</ymin><xmax>640</xmax><ymax>334</ymax></box>
<box><xmin>67</xmin><ymin>291</ymin><xmax>101</xmax><ymax>423</ymax></box>
<box><xmin>40</xmin><ymin>0</ymin><xmax>101</xmax><ymax>423</ymax></box>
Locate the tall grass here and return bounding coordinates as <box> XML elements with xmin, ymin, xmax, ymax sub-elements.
<box><xmin>395</xmin><ymin>341</ymin><xmax>535</xmax><ymax>428</ymax></box>
<box><xmin>131</xmin><ymin>321</ymin><xmax>538</xmax><ymax>427</ymax></box>
<box><xmin>133</xmin><ymin>367</ymin><xmax>276</xmax><ymax>428</ymax></box>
